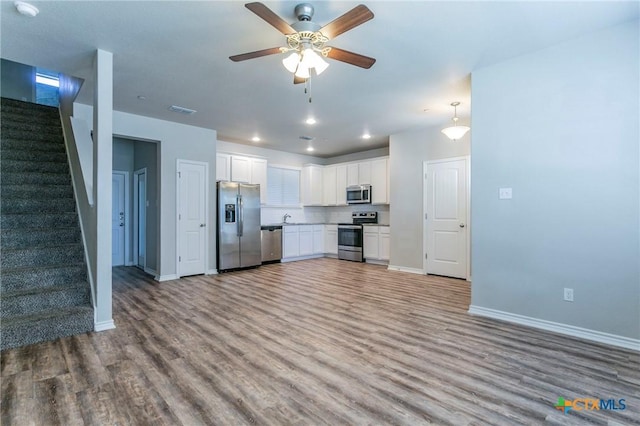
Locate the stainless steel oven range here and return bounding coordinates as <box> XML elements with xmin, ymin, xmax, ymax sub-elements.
<box><xmin>338</xmin><ymin>212</ymin><xmax>377</xmax><ymax>262</ymax></box>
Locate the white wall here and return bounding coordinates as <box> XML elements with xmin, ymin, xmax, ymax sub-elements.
<box><xmin>75</xmin><ymin>103</ymin><xmax>217</xmax><ymax>278</ymax></box>
<box><xmin>470</xmin><ymin>21</ymin><xmax>639</xmax><ymax>340</ymax></box>
<box><xmin>389</xmin><ymin>126</ymin><xmax>470</xmax><ymax>270</ymax></box>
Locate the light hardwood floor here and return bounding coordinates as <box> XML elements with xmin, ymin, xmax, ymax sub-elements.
<box><xmin>2</xmin><ymin>258</ymin><xmax>639</xmax><ymax>425</ymax></box>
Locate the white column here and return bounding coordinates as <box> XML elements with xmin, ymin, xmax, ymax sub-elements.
<box><xmin>93</xmin><ymin>49</ymin><xmax>115</xmax><ymax>331</ymax></box>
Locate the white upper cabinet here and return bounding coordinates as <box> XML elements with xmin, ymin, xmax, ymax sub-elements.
<box><xmin>216</xmin><ymin>153</ymin><xmax>231</xmax><ymax>182</ymax></box>
<box><xmin>218</xmin><ymin>153</ymin><xmax>268</xmax><ymax>202</ymax></box>
<box><xmin>370</xmin><ymin>158</ymin><xmax>388</xmax><ymax>204</ymax></box>
<box><xmin>323</xmin><ymin>165</ymin><xmax>337</xmax><ymax>206</ymax></box>
<box><xmin>230</xmin><ymin>156</ymin><xmax>251</xmax><ymax>183</ymax></box>
<box><xmin>301</xmin><ymin>164</ymin><xmax>324</xmax><ymax>206</ymax></box>
<box><xmin>358</xmin><ymin>161</ymin><xmax>372</xmax><ymax>185</ymax></box>
<box><xmin>250</xmin><ymin>158</ymin><xmax>268</xmax><ymax>204</ymax></box>
<box><xmin>336</xmin><ymin>165</ymin><xmax>347</xmax><ymax>205</ymax></box>
<box><xmin>346</xmin><ymin>163</ymin><xmax>359</xmax><ymax>186</ymax></box>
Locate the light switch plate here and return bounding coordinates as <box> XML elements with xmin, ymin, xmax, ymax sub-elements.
<box><xmin>499</xmin><ymin>187</ymin><xmax>512</xmax><ymax>199</ymax></box>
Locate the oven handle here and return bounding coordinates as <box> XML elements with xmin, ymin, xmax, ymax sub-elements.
<box><xmin>338</xmin><ymin>225</ymin><xmax>362</xmax><ymax>230</ymax></box>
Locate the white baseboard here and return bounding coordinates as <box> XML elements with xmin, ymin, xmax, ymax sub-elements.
<box><xmin>281</xmin><ymin>254</ymin><xmax>324</xmax><ymax>263</ymax></box>
<box><xmin>366</xmin><ymin>258</ymin><xmax>389</xmax><ymax>266</ymax></box>
<box><xmin>155</xmin><ymin>274</ymin><xmax>178</xmax><ymax>282</ymax></box>
<box><xmin>206</xmin><ymin>269</ymin><xmax>218</xmax><ymax>275</ymax></box>
<box><xmin>94</xmin><ymin>319</ymin><xmax>116</xmax><ymax>332</ymax></box>
<box><xmin>387</xmin><ymin>265</ymin><xmax>424</xmax><ymax>275</ymax></box>
<box><xmin>468</xmin><ymin>305</ymin><xmax>640</xmax><ymax>351</ymax></box>
<box><xmin>125</xmin><ymin>261</ymin><xmax>134</xmax><ymax>267</ymax></box>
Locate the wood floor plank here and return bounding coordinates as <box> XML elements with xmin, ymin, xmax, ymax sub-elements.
<box><xmin>33</xmin><ymin>374</ymin><xmax>84</xmax><ymax>426</ymax></box>
<box><xmin>1</xmin><ymin>259</ymin><xmax>638</xmax><ymax>425</ymax></box>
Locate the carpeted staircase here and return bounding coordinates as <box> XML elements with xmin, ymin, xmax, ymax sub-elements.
<box><xmin>1</xmin><ymin>97</ymin><xmax>94</xmax><ymax>351</ymax></box>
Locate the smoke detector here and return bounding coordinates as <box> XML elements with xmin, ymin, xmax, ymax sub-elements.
<box><xmin>15</xmin><ymin>1</ymin><xmax>39</xmax><ymax>17</ymax></box>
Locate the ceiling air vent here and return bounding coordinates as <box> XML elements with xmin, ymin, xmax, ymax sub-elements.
<box><xmin>168</xmin><ymin>105</ymin><xmax>197</xmax><ymax>115</ymax></box>
<box><xmin>299</xmin><ymin>135</ymin><xmax>314</xmax><ymax>141</ymax></box>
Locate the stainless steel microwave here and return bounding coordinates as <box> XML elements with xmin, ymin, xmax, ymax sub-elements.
<box><xmin>346</xmin><ymin>184</ymin><xmax>371</xmax><ymax>204</ymax></box>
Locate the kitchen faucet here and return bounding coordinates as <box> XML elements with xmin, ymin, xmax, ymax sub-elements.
<box><xmin>283</xmin><ymin>213</ymin><xmax>291</xmax><ymax>223</ymax></box>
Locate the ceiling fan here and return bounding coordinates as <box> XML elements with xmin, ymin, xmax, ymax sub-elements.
<box><xmin>229</xmin><ymin>2</ymin><xmax>376</xmax><ymax>84</ymax></box>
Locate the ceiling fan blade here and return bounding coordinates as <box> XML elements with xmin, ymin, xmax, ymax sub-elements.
<box><xmin>245</xmin><ymin>2</ymin><xmax>296</xmax><ymax>35</ymax></box>
<box><xmin>229</xmin><ymin>47</ymin><xmax>282</xmax><ymax>62</ymax></box>
<box><xmin>319</xmin><ymin>4</ymin><xmax>374</xmax><ymax>40</ymax></box>
<box><xmin>293</xmin><ymin>75</ymin><xmax>306</xmax><ymax>85</ymax></box>
<box><xmin>326</xmin><ymin>47</ymin><xmax>376</xmax><ymax>69</ymax></box>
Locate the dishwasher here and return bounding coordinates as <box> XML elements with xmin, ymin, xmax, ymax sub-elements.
<box><xmin>260</xmin><ymin>226</ymin><xmax>282</xmax><ymax>264</ymax></box>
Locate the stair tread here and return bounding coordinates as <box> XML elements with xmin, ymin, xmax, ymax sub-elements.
<box><xmin>1</xmin><ymin>306</ymin><xmax>93</xmax><ymax>326</ymax></box>
<box><xmin>1</xmin><ymin>283</ymin><xmax>90</xmax><ymax>299</ymax></box>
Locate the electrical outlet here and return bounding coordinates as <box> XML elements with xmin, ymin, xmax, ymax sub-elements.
<box><xmin>499</xmin><ymin>187</ymin><xmax>513</xmax><ymax>199</ymax></box>
<box><xmin>563</xmin><ymin>288</ymin><xmax>574</xmax><ymax>302</ymax></box>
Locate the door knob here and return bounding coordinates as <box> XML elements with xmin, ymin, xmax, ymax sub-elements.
<box><xmin>200</xmin><ymin>223</ymin><xmax>206</xmax><ymax>227</ymax></box>
<box><xmin>120</xmin><ymin>223</ymin><xmax>124</xmax><ymax>227</ymax></box>
<box><xmin>459</xmin><ymin>223</ymin><xmax>465</xmax><ymax>228</ymax></box>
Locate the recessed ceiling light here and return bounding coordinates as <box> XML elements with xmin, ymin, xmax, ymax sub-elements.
<box><xmin>305</xmin><ymin>117</ymin><xmax>316</xmax><ymax>125</ymax></box>
<box><xmin>15</xmin><ymin>1</ymin><xmax>39</xmax><ymax>17</ymax></box>
<box><xmin>251</xmin><ymin>136</ymin><xmax>260</xmax><ymax>142</ymax></box>
<box><xmin>306</xmin><ymin>146</ymin><xmax>314</xmax><ymax>152</ymax></box>
<box><xmin>362</xmin><ymin>133</ymin><xmax>371</xmax><ymax>140</ymax></box>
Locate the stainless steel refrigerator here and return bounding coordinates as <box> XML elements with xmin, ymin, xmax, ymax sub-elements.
<box><xmin>216</xmin><ymin>181</ymin><xmax>262</xmax><ymax>272</ymax></box>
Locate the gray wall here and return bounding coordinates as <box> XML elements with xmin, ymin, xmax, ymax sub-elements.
<box><xmin>326</xmin><ymin>147</ymin><xmax>390</xmax><ymax>165</ymax></box>
<box><xmin>217</xmin><ymin>139</ymin><xmax>322</xmax><ymax>167</ymax></box>
<box><xmin>133</xmin><ymin>140</ymin><xmax>159</xmax><ymax>271</ymax></box>
<box><xmin>1</xmin><ymin>58</ymin><xmax>35</xmax><ymax>102</ymax></box>
<box><xmin>388</xmin><ymin>126</ymin><xmax>470</xmax><ymax>270</ymax></box>
<box><xmin>75</xmin><ymin>103</ymin><xmax>217</xmax><ymax>278</ymax></box>
<box><xmin>113</xmin><ymin>137</ymin><xmax>134</xmax><ymax>172</ymax></box>
<box><xmin>470</xmin><ymin>21</ymin><xmax>639</xmax><ymax>339</ymax></box>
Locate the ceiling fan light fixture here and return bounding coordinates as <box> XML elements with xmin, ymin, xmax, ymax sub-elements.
<box><xmin>294</xmin><ymin>63</ymin><xmax>310</xmax><ymax>79</ymax></box>
<box><xmin>441</xmin><ymin>102</ymin><xmax>470</xmax><ymax>141</ymax></box>
<box><xmin>282</xmin><ymin>52</ymin><xmax>300</xmax><ymax>73</ymax></box>
<box><xmin>314</xmin><ymin>56</ymin><xmax>329</xmax><ymax>75</ymax></box>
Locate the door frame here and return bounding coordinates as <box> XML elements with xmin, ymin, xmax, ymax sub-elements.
<box><xmin>112</xmin><ymin>170</ymin><xmax>130</xmax><ymax>267</ymax></box>
<box><xmin>422</xmin><ymin>156</ymin><xmax>471</xmax><ymax>280</ymax></box>
<box><xmin>176</xmin><ymin>159</ymin><xmax>209</xmax><ymax>278</ymax></box>
<box><xmin>133</xmin><ymin>168</ymin><xmax>147</xmax><ymax>271</ymax></box>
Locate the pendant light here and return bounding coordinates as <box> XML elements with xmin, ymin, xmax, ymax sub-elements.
<box><xmin>441</xmin><ymin>102</ymin><xmax>470</xmax><ymax>141</ymax></box>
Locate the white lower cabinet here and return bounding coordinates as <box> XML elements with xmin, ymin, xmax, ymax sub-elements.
<box><xmin>363</xmin><ymin>225</ymin><xmax>390</xmax><ymax>262</ymax></box>
<box><xmin>298</xmin><ymin>226</ymin><xmax>313</xmax><ymax>256</ymax></box>
<box><xmin>283</xmin><ymin>226</ymin><xmax>300</xmax><ymax>258</ymax></box>
<box><xmin>313</xmin><ymin>225</ymin><xmax>324</xmax><ymax>254</ymax></box>
<box><xmin>363</xmin><ymin>226</ymin><xmax>379</xmax><ymax>259</ymax></box>
<box><xmin>281</xmin><ymin>224</ymin><xmax>387</xmax><ymax>262</ymax></box>
<box><xmin>282</xmin><ymin>225</ymin><xmax>326</xmax><ymax>261</ymax></box>
<box><xmin>325</xmin><ymin>225</ymin><xmax>338</xmax><ymax>255</ymax></box>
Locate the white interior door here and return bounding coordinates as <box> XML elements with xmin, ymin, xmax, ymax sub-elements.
<box><xmin>112</xmin><ymin>172</ymin><xmax>126</xmax><ymax>266</ymax></box>
<box><xmin>177</xmin><ymin>160</ymin><xmax>208</xmax><ymax>277</ymax></box>
<box><xmin>424</xmin><ymin>158</ymin><xmax>469</xmax><ymax>279</ymax></box>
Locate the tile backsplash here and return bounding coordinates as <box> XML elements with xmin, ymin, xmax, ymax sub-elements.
<box><xmin>261</xmin><ymin>205</ymin><xmax>390</xmax><ymax>225</ymax></box>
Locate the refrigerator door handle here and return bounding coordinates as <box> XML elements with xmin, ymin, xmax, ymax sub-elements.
<box><xmin>237</xmin><ymin>194</ymin><xmax>243</xmax><ymax>237</ymax></box>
